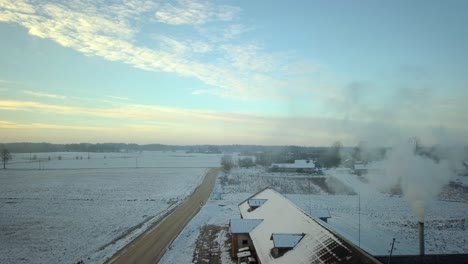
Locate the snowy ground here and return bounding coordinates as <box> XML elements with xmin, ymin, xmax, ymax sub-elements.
<box><xmin>7</xmin><ymin>151</ymin><xmax>220</xmax><ymax>170</ymax></box>
<box><xmin>159</xmin><ymin>192</ymin><xmax>249</xmax><ymax>264</ymax></box>
<box><xmin>161</xmin><ymin>166</ymin><xmax>468</xmax><ymax>263</ymax></box>
<box><xmin>0</xmin><ymin>151</ymin><xmax>221</xmax><ymax>264</ymax></box>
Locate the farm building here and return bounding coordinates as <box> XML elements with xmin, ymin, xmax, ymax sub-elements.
<box><xmin>229</xmin><ymin>218</ymin><xmax>263</xmax><ymax>258</ymax></box>
<box><xmin>353</xmin><ymin>163</ymin><xmax>368</xmax><ymax>175</ymax></box>
<box><xmin>229</xmin><ymin>188</ymin><xmax>381</xmax><ymax>264</ymax></box>
<box><xmin>269</xmin><ymin>160</ymin><xmax>315</xmax><ymax>173</ymax></box>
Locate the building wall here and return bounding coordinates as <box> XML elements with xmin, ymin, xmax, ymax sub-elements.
<box><xmin>237</xmin><ymin>233</ymin><xmax>252</xmax><ymax>251</ymax></box>
<box><xmin>231</xmin><ymin>233</ymin><xmax>255</xmax><ymax>258</ymax></box>
<box><xmin>231</xmin><ymin>234</ymin><xmax>238</xmax><ymax>257</ymax></box>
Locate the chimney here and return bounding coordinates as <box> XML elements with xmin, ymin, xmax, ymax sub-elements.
<box><xmin>418</xmin><ymin>221</ymin><xmax>424</xmax><ymax>262</ymax></box>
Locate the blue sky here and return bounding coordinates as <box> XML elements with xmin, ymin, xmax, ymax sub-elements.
<box><xmin>0</xmin><ymin>0</ymin><xmax>467</xmax><ymax>146</ymax></box>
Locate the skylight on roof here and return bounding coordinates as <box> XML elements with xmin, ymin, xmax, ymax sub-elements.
<box><xmin>248</xmin><ymin>198</ymin><xmax>267</xmax><ymax>209</ymax></box>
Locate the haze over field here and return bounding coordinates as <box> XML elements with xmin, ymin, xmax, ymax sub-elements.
<box><xmin>1</xmin><ymin>0</ymin><xmax>467</xmax><ymax>146</ymax></box>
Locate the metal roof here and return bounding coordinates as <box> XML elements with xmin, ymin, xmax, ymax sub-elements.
<box><xmin>271</xmin><ymin>233</ymin><xmax>304</xmax><ymax>248</ymax></box>
<box><xmin>230</xmin><ymin>218</ymin><xmax>263</xmax><ymax>234</ymax></box>
<box><xmin>354</xmin><ymin>164</ymin><xmax>367</xmax><ymax>170</ymax></box>
<box><xmin>271</xmin><ymin>160</ymin><xmax>315</xmax><ymax>169</ymax></box>
<box><xmin>238</xmin><ymin>188</ymin><xmax>382</xmax><ymax>264</ymax></box>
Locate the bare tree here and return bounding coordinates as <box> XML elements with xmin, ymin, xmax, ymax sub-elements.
<box><xmin>1</xmin><ymin>149</ymin><xmax>12</xmax><ymax>169</ymax></box>
<box><xmin>239</xmin><ymin>157</ymin><xmax>255</xmax><ymax>168</ymax></box>
<box><xmin>319</xmin><ymin>141</ymin><xmax>342</xmax><ymax>168</ymax></box>
<box><xmin>221</xmin><ymin>154</ymin><xmax>234</xmax><ymax>171</ymax></box>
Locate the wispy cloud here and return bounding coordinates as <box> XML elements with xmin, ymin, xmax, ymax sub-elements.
<box><xmin>221</xmin><ymin>24</ymin><xmax>251</xmax><ymax>41</ymax></box>
<box><xmin>106</xmin><ymin>95</ymin><xmax>129</xmax><ymax>101</ymax></box>
<box><xmin>0</xmin><ymin>78</ymin><xmax>15</xmax><ymax>89</ymax></box>
<box><xmin>0</xmin><ymin>99</ymin><xmax>256</xmax><ymax>123</ymax></box>
<box><xmin>0</xmin><ymin>0</ymin><xmax>34</xmax><ymax>14</ymax></box>
<box><xmin>0</xmin><ymin>99</ymin><xmax>356</xmax><ymax>145</ymax></box>
<box><xmin>191</xmin><ymin>89</ymin><xmax>212</xmax><ymax>95</ymax></box>
<box><xmin>0</xmin><ymin>120</ymin><xmax>114</xmax><ymax>131</ymax></box>
<box><xmin>0</xmin><ymin>0</ymin><xmax>320</xmax><ymax>101</ymax></box>
<box><xmin>198</xmin><ymin>23</ymin><xmax>252</xmax><ymax>43</ymax></box>
<box><xmin>0</xmin><ymin>99</ymin><xmax>468</xmax><ymax>145</ymax></box>
<box><xmin>154</xmin><ymin>0</ymin><xmax>240</xmax><ymax>26</ymax></box>
<box><xmin>220</xmin><ymin>44</ymin><xmax>277</xmax><ymax>72</ymax></box>
<box><xmin>22</xmin><ymin>90</ymin><xmax>67</xmax><ymax>99</ymax></box>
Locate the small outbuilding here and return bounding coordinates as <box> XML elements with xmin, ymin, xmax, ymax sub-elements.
<box><xmin>269</xmin><ymin>160</ymin><xmax>315</xmax><ymax>173</ymax></box>
<box><xmin>229</xmin><ymin>218</ymin><xmax>263</xmax><ymax>258</ymax></box>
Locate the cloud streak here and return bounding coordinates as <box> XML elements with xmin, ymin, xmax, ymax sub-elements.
<box><xmin>0</xmin><ymin>120</ymin><xmax>114</xmax><ymax>131</ymax></box>
<box><xmin>2</xmin><ymin>96</ymin><xmax>466</xmax><ymax>145</ymax></box>
<box><xmin>0</xmin><ymin>98</ymin><xmax>359</xmax><ymax>144</ymax></box>
<box><xmin>154</xmin><ymin>0</ymin><xmax>240</xmax><ymax>25</ymax></box>
<box><xmin>0</xmin><ymin>0</ymin><xmax>319</xmax><ymax>101</ymax></box>
<box><xmin>22</xmin><ymin>90</ymin><xmax>67</xmax><ymax>99</ymax></box>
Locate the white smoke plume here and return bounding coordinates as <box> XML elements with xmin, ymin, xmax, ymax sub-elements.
<box><xmin>331</xmin><ymin>79</ymin><xmax>465</xmax><ymax>221</ymax></box>
<box><xmin>369</xmin><ymin>141</ymin><xmax>453</xmax><ymax>221</ymax></box>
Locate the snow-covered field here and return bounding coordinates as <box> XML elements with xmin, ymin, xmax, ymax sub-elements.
<box><xmin>7</xmin><ymin>151</ymin><xmax>220</xmax><ymax>170</ymax></box>
<box><xmin>161</xmin><ymin>166</ymin><xmax>468</xmax><ymax>263</ymax></box>
<box><xmin>0</xmin><ymin>151</ymin><xmax>221</xmax><ymax>264</ymax></box>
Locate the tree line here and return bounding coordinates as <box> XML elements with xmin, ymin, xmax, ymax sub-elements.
<box><xmin>0</xmin><ymin>142</ymin><xmax>353</xmax><ymax>154</ymax></box>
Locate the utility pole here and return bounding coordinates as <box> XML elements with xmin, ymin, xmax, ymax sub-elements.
<box><xmin>309</xmin><ymin>177</ymin><xmax>312</xmax><ymax>216</ymax></box>
<box><xmin>358</xmin><ymin>190</ymin><xmax>361</xmax><ymax>247</ymax></box>
<box><xmin>388</xmin><ymin>238</ymin><xmax>396</xmax><ymax>264</ymax></box>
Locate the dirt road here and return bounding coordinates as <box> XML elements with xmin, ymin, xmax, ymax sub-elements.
<box><xmin>106</xmin><ymin>168</ymin><xmax>220</xmax><ymax>264</ymax></box>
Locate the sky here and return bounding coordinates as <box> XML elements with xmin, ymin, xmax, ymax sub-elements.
<box><xmin>0</xmin><ymin>0</ymin><xmax>467</xmax><ymax>146</ymax></box>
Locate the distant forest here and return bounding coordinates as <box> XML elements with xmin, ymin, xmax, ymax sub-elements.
<box><xmin>0</xmin><ymin>142</ymin><xmax>335</xmax><ymax>154</ymax></box>
<box><xmin>2</xmin><ymin>142</ymin><xmax>461</xmax><ymax>169</ymax></box>
<box><xmin>0</xmin><ymin>142</ymin><xmax>352</xmax><ymax>168</ymax></box>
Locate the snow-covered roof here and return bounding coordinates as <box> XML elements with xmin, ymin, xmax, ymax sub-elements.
<box><xmin>239</xmin><ymin>155</ymin><xmax>256</xmax><ymax>160</ymax></box>
<box><xmin>354</xmin><ymin>164</ymin><xmax>367</xmax><ymax>170</ymax></box>
<box><xmin>230</xmin><ymin>219</ymin><xmax>263</xmax><ymax>234</ymax></box>
<box><xmin>238</xmin><ymin>188</ymin><xmax>380</xmax><ymax>264</ymax></box>
<box><xmin>271</xmin><ymin>160</ymin><xmax>315</xmax><ymax>169</ymax></box>
<box><xmin>248</xmin><ymin>199</ymin><xmax>267</xmax><ymax>208</ymax></box>
<box><xmin>271</xmin><ymin>233</ymin><xmax>304</xmax><ymax>248</ymax></box>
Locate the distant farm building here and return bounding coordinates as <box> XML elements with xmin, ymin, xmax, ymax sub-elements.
<box><xmin>229</xmin><ymin>188</ymin><xmax>381</xmax><ymax>264</ymax></box>
<box><xmin>269</xmin><ymin>160</ymin><xmax>315</xmax><ymax>173</ymax></box>
<box><xmin>353</xmin><ymin>162</ymin><xmax>368</xmax><ymax>175</ymax></box>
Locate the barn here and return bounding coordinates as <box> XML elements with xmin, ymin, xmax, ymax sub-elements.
<box><xmin>229</xmin><ymin>188</ymin><xmax>381</xmax><ymax>264</ymax></box>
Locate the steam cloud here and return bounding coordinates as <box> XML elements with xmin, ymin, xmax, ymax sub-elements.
<box><xmin>369</xmin><ymin>141</ymin><xmax>453</xmax><ymax>221</ymax></box>
<box><xmin>332</xmin><ymin>81</ymin><xmax>463</xmax><ymax>221</ymax></box>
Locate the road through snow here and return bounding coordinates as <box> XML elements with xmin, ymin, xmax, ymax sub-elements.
<box><xmin>106</xmin><ymin>168</ymin><xmax>220</xmax><ymax>264</ymax></box>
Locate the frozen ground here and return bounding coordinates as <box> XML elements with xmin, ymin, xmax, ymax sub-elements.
<box><xmin>159</xmin><ymin>191</ymin><xmax>249</xmax><ymax>264</ymax></box>
<box><xmin>8</xmin><ymin>151</ymin><xmax>220</xmax><ymax>170</ymax></box>
<box><xmin>0</xmin><ymin>151</ymin><xmax>221</xmax><ymax>264</ymax></box>
<box><xmin>161</xmin><ymin>166</ymin><xmax>468</xmax><ymax>263</ymax></box>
